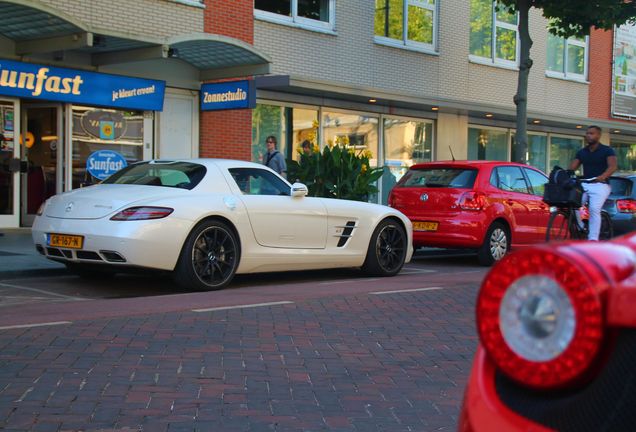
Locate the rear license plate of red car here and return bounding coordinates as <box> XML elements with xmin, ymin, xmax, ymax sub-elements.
<box><xmin>413</xmin><ymin>222</ymin><xmax>438</xmax><ymax>232</ymax></box>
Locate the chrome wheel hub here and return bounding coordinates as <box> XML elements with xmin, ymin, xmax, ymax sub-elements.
<box><xmin>490</xmin><ymin>228</ymin><xmax>508</xmax><ymax>261</ymax></box>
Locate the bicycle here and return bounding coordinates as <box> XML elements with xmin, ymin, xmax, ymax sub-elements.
<box><xmin>545</xmin><ymin>177</ymin><xmax>613</xmax><ymax>242</ymax></box>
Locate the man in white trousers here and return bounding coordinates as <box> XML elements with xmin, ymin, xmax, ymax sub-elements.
<box><xmin>569</xmin><ymin>126</ymin><xmax>617</xmax><ymax>241</ymax></box>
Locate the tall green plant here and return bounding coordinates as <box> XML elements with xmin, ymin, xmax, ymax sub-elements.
<box><xmin>288</xmin><ymin>144</ymin><xmax>384</xmax><ymax>202</ymax></box>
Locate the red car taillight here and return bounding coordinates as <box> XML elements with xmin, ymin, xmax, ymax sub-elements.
<box><xmin>476</xmin><ymin>248</ymin><xmax>606</xmax><ymax>389</ymax></box>
<box><xmin>458</xmin><ymin>191</ymin><xmax>486</xmax><ymax>211</ymax></box>
<box><xmin>617</xmin><ymin>199</ymin><xmax>636</xmax><ymax>213</ymax></box>
<box><xmin>110</xmin><ymin>206</ymin><xmax>174</xmax><ymax>221</ymax></box>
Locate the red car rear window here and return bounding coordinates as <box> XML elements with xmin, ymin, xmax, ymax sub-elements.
<box><xmin>398</xmin><ymin>168</ymin><xmax>478</xmax><ymax>188</ymax></box>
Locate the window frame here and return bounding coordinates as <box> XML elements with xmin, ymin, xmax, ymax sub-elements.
<box><xmin>469</xmin><ymin>1</ymin><xmax>520</xmax><ymax>68</ymax></box>
<box><xmin>374</xmin><ymin>0</ymin><xmax>439</xmax><ymax>54</ymax></box>
<box><xmin>545</xmin><ymin>35</ymin><xmax>589</xmax><ymax>82</ymax></box>
<box><xmin>255</xmin><ymin>0</ymin><xmax>337</xmax><ymax>34</ymax></box>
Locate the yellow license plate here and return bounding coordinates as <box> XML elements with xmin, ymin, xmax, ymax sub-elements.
<box><xmin>413</xmin><ymin>221</ymin><xmax>439</xmax><ymax>232</ymax></box>
<box><xmin>48</xmin><ymin>234</ymin><xmax>84</xmax><ymax>249</ymax></box>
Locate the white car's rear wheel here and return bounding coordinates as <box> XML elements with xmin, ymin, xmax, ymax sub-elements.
<box><xmin>362</xmin><ymin>219</ymin><xmax>407</xmax><ymax>276</ymax></box>
<box><xmin>174</xmin><ymin>220</ymin><xmax>239</xmax><ymax>291</ymax></box>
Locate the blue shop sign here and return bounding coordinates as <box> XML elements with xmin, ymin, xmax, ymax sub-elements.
<box><xmin>0</xmin><ymin>59</ymin><xmax>165</xmax><ymax>111</ymax></box>
<box><xmin>86</xmin><ymin>150</ymin><xmax>128</xmax><ymax>180</ymax></box>
<box><xmin>200</xmin><ymin>80</ymin><xmax>255</xmax><ymax>111</ymax></box>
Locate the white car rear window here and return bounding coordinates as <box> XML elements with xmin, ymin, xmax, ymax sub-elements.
<box><xmin>102</xmin><ymin>162</ymin><xmax>207</xmax><ymax>190</ymax></box>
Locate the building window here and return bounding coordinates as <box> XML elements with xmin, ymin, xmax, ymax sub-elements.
<box><xmin>468</xmin><ymin>127</ymin><xmax>509</xmax><ymax>161</ymax></box>
<box><xmin>549</xmin><ymin>136</ymin><xmax>583</xmax><ymax>171</ymax></box>
<box><xmin>469</xmin><ymin>0</ymin><xmax>518</xmax><ymax>66</ymax></box>
<box><xmin>546</xmin><ymin>35</ymin><xmax>588</xmax><ymax>81</ymax></box>
<box><xmin>374</xmin><ymin>0</ymin><xmax>437</xmax><ymax>51</ymax></box>
<box><xmin>255</xmin><ymin>0</ymin><xmax>335</xmax><ymax>32</ymax></box>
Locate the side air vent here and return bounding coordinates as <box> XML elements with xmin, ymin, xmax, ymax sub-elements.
<box><xmin>336</xmin><ymin>221</ymin><xmax>357</xmax><ymax>247</ymax></box>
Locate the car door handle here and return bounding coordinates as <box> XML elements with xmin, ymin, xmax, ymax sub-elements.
<box><xmin>506</xmin><ymin>200</ymin><xmax>515</xmax><ymax>206</ymax></box>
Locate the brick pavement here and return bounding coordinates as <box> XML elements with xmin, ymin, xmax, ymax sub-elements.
<box><xmin>0</xmin><ymin>285</ymin><xmax>477</xmax><ymax>432</ymax></box>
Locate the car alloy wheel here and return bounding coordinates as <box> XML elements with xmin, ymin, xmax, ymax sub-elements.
<box><xmin>375</xmin><ymin>224</ymin><xmax>407</xmax><ymax>273</ymax></box>
<box><xmin>489</xmin><ymin>227</ymin><xmax>508</xmax><ymax>261</ymax></box>
<box><xmin>191</xmin><ymin>226</ymin><xmax>237</xmax><ymax>288</ymax></box>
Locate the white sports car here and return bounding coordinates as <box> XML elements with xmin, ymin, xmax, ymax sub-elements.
<box><xmin>32</xmin><ymin>159</ymin><xmax>413</xmax><ymax>290</ymax></box>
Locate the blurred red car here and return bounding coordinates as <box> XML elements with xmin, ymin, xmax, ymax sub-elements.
<box><xmin>459</xmin><ymin>233</ymin><xmax>636</xmax><ymax>431</ymax></box>
<box><xmin>388</xmin><ymin>161</ymin><xmax>550</xmax><ymax>265</ymax></box>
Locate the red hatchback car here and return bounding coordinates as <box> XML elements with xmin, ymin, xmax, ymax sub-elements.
<box><xmin>460</xmin><ymin>233</ymin><xmax>636</xmax><ymax>432</ymax></box>
<box><xmin>388</xmin><ymin>161</ymin><xmax>550</xmax><ymax>265</ymax></box>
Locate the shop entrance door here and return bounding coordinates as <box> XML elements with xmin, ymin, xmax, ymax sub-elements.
<box><xmin>20</xmin><ymin>105</ymin><xmax>63</xmax><ymax>227</ymax></box>
<box><xmin>0</xmin><ymin>98</ymin><xmax>19</xmax><ymax>228</ymax></box>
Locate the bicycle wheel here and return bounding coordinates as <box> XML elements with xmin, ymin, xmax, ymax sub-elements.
<box><xmin>599</xmin><ymin>212</ymin><xmax>614</xmax><ymax>240</ymax></box>
<box><xmin>546</xmin><ymin>210</ymin><xmax>574</xmax><ymax>242</ymax></box>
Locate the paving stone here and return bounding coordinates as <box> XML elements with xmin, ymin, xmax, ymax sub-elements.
<box><xmin>0</xmin><ymin>286</ymin><xmax>478</xmax><ymax>431</ymax></box>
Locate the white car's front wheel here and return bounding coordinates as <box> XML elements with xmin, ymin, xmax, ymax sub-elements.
<box><xmin>362</xmin><ymin>219</ymin><xmax>407</xmax><ymax>276</ymax></box>
<box><xmin>174</xmin><ymin>220</ymin><xmax>240</xmax><ymax>291</ymax></box>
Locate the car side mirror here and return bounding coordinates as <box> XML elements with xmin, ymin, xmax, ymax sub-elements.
<box><xmin>291</xmin><ymin>182</ymin><xmax>308</xmax><ymax>198</ymax></box>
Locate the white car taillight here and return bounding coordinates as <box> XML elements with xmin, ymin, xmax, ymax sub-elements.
<box><xmin>110</xmin><ymin>206</ymin><xmax>174</xmax><ymax>221</ymax></box>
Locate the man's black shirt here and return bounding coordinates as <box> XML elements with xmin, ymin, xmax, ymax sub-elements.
<box><xmin>575</xmin><ymin>144</ymin><xmax>616</xmax><ymax>179</ymax></box>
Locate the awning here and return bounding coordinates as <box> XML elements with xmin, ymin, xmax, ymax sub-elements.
<box><xmin>0</xmin><ymin>0</ymin><xmax>271</xmax><ymax>81</ymax></box>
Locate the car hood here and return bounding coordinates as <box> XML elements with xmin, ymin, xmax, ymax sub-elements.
<box><xmin>43</xmin><ymin>184</ymin><xmax>186</xmax><ymax>220</ymax></box>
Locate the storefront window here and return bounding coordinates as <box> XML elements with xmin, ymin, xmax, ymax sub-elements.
<box><xmin>468</xmin><ymin>127</ymin><xmax>508</xmax><ymax>161</ymax></box>
<box><xmin>290</xmin><ymin>108</ymin><xmax>319</xmax><ymax>161</ymax></box>
<box><xmin>71</xmin><ymin>106</ymin><xmax>144</xmax><ymax>189</ymax></box>
<box><xmin>549</xmin><ymin>136</ymin><xmax>583</xmax><ymax>171</ymax></box>
<box><xmin>382</xmin><ymin>118</ymin><xmax>432</xmax><ymax>203</ymax></box>
<box><xmin>527</xmin><ymin>134</ymin><xmax>548</xmax><ymax>173</ymax></box>
<box><xmin>512</xmin><ymin>133</ymin><xmax>547</xmax><ymax>173</ymax></box>
<box><xmin>612</xmin><ymin>139</ymin><xmax>636</xmax><ymax>171</ymax></box>
<box><xmin>252</xmin><ymin>104</ymin><xmax>287</xmax><ymax>164</ymax></box>
<box><xmin>0</xmin><ymin>101</ymin><xmax>15</xmax><ymax>215</ymax></box>
<box><xmin>321</xmin><ymin>111</ymin><xmax>379</xmax><ymax>165</ymax></box>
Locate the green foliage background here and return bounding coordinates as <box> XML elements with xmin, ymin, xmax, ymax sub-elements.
<box><xmin>287</xmin><ymin>145</ymin><xmax>384</xmax><ymax>202</ymax></box>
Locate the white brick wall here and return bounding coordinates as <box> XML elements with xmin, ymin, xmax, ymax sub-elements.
<box><xmin>39</xmin><ymin>0</ymin><xmax>204</xmax><ymax>39</ymax></box>
<box><xmin>254</xmin><ymin>0</ymin><xmax>588</xmax><ymax>118</ymax></box>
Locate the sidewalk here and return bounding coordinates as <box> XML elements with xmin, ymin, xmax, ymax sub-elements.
<box><xmin>0</xmin><ymin>229</ymin><xmax>66</xmax><ymax>279</ymax></box>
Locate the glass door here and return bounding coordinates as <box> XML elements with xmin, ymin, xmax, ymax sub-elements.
<box><xmin>20</xmin><ymin>104</ymin><xmax>63</xmax><ymax>227</ymax></box>
<box><xmin>0</xmin><ymin>98</ymin><xmax>19</xmax><ymax>228</ymax></box>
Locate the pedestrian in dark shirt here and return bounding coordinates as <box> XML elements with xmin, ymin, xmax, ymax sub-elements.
<box><xmin>300</xmin><ymin>140</ymin><xmax>312</xmax><ymax>156</ymax></box>
<box><xmin>568</xmin><ymin>125</ymin><xmax>617</xmax><ymax>241</ymax></box>
<box><xmin>262</xmin><ymin>135</ymin><xmax>287</xmax><ymax>178</ymax></box>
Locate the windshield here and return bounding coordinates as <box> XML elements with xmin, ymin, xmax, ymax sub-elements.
<box><xmin>102</xmin><ymin>162</ymin><xmax>207</xmax><ymax>190</ymax></box>
<box><xmin>398</xmin><ymin>168</ymin><xmax>478</xmax><ymax>189</ymax></box>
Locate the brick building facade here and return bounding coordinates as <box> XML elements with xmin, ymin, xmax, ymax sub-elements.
<box><xmin>1</xmin><ymin>0</ymin><xmax>636</xmax><ymax>228</ymax></box>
